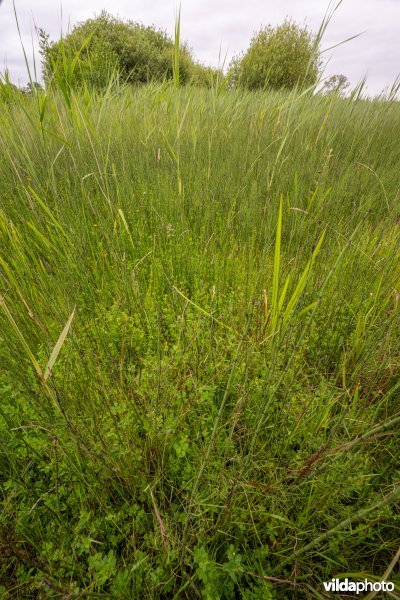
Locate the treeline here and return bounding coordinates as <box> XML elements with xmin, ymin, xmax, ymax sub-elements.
<box><xmin>39</xmin><ymin>12</ymin><xmax>218</xmax><ymax>89</ymax></box>
<box><xmin>37</xmin><ymin>11</ymin><xmax>333</xmax><ymax>93</ymax></box>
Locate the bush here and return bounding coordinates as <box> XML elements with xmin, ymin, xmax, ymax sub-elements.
<box><xmin>232</xmin><ymin>20</ymin><xmax>321</xmax><ymax>91</ymax></box>
<box><xmin>39</xmin><ymin>11</ymin><xmax>214</xmax><ymax>89</ymax></box>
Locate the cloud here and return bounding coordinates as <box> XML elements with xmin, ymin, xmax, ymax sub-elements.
<box><xmin>1</xmin><ymin>0</ymin><xmax>399</xmax><ymax>94</ymax></box>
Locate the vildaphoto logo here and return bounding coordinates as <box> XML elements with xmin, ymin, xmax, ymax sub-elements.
<box><xmin>323</xmin><ymin>579</ymin><xmax>394</xmax><ymax>594</ymax></box>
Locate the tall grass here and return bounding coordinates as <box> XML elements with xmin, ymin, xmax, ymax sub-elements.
<box><xmin>0</xmin><ymin>77</ymin><xmax>399</xmax><ymax>598</ymax></box>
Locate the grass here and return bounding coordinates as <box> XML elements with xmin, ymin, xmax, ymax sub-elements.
<box><xmin>0</xmin><ymin>78</ymin><xmax>399</xmax><ymax>598</ymax></box>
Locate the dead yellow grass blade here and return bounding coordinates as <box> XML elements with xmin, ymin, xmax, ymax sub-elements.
<box><xmin>43</xmin><ymin>308</ymin><xmax>75</xmax><ymax>381</ymax></box>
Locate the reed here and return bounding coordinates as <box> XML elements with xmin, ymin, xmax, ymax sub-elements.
<box><xmin>0</xmin><ymin>69</ymin><xmax>399</xmax><ymax>598</ymax></box>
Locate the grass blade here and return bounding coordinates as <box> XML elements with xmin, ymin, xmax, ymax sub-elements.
<box><xmin>0</xmin><ymin>295</ymin><xmax>44</xmax><ymax>381</ymax></box>
<box><xmin>271</xmin><ymin>197</ymin><xmax>283</xmax><ymax>331</ymax></box>
<box><xmin>43</xmin><ymin>308</ymin><xmax>75</xmax><ymax>381</ymax></box>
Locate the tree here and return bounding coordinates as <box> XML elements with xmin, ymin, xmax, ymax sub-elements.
<box><xmin>39</xmin><ymin>11</ymin><xmax>213</xmax><ymax>90</ymax></box>
<box><xmin>322</xmin><ymin>74</ymin><xmax>350</xmax><ymax>97</ymax></box>
<box><xmin>232</xmin><ymin>20</ymin><xmax>321</xmax><ymax>91</ymax></box>
<box><xmin>24</xmin><ymin>81</ymin><xmax>44</xmax><ymax>94</ymax></box>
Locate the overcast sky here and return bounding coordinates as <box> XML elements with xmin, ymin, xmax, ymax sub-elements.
<box><xmin>0</xmin><ymin>0</ymin><xmax>399</xmax><ymax>95</ymax></box>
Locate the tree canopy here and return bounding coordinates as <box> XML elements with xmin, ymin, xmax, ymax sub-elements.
<box><xmin>40</xmin><ymin>12</ymin><xmax>215</xmax><ymax>89</ymax></box>
<box><xmin>322</xmin><ymin>74</ymin><xmax>350</xmax><ymax>96</ymax></box>
<box><xmin>39</xmin><ymin>14</ymin><xmax>327</xmax><ymax>93</ymax></box>
<box><xmin>231</xmin><ymin>20</ymin><xmax>321</xmax><ymax>91</ymax></box>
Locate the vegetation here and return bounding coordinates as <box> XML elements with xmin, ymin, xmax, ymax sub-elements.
<box><xmin>39</xmin><ymin>12</ymin><xmax>216</xmax><ymax>90</ymax></box>
<box><xmin>231</xmin><ymin>20</ymin><xmax>321</xmax><ymax>91</ymax></box>
<box><xmin>0</xmin><ymin>52</ymin><xmax>400</xmax><ymax>599</ymax></box>
<box><xmin>322</xmin><ymin>74</ymin><xmax>350</xmax><ymax>96</ymax></box>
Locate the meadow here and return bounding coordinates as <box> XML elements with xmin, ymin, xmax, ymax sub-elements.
<box><xmin>0</xmin><ymin>79</ymin><xmax>399</xmax><ymax>598</ymax></box>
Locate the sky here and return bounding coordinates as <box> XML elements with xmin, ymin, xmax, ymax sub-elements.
<box><xmin>0</xmin><ymin>0</ymin><xmax>399</xmax><ymax>96</ymax></box>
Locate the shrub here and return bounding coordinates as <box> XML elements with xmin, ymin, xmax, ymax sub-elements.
<box><xmin>39</xmin><ymin>11</ymin><xmax>213</xmax><ymax>89</ymax></box>
<box><xmin>232</xmin><ymin>20</ymin><xmax>321</xmax><ymax>91</ymax></box>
